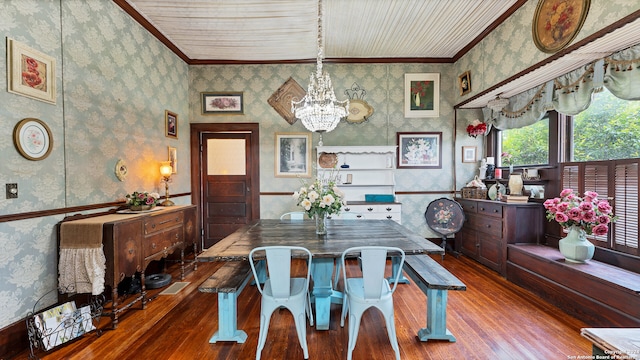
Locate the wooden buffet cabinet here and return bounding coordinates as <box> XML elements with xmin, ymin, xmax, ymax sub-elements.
<box><xmin>455</xmin><ymin>198</ymin><xmax>544</xmax><ymax>276</ymax></box>
<box><xmin>61</xmin><ymin>205</ymin><xmax>197</xmax><ymax>328</ymax></box>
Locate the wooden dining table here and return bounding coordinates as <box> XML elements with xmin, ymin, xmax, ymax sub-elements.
<box><xmin>198</xmin><ymin>219</ymin><xmax>444</xmax><ymax>330</ymax></box>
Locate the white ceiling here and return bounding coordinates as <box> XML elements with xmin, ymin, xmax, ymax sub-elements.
<box><xmin>121</xmin><ymin>0</ymin><xmax>640</xmax><ymax>108</ymax></box>
<box><xmin>123</xmin><ymin>0</ymin><xmax>519</xmax><ymax>61</ymax></box>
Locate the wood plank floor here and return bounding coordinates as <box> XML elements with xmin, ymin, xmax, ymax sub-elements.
<box><xmin>16</xmin><ymin>254</ymin><xmax>593</xmax><ymax>360</ymax></box>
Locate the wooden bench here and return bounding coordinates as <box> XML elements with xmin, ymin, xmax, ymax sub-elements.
<box><xmin>403</xmin><ymin>254</ymin><xmax>466</xmax><ymax>342</ymax></box>
<box><xmin>198</xmin><ymin>261</ymin><xmax>257</xmax><ymax>343</ymax></box>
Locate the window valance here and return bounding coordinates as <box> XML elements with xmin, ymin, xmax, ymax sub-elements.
<box><xmin>484</xmin><ymin>43</ymin><xmax>640</xmax><ymax>130</ymax></box>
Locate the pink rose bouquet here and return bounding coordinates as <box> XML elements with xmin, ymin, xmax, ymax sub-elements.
<box><xmin>543</xmin><ymin>189</ymin><xmax>616</xmax><ymax>236</ymax></box>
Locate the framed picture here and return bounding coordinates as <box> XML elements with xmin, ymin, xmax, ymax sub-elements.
<box><xmin>168</xmin><ymin>146</ymin><xmax>177</xmax><ymax>174</ymax></box>
<box><xmin>397</xmin><ymin>132</ymin><xmax>442</xmax><ymax>169</ymax></box>
<box><xmin>268</xmin><ymin>77</ymin><xmax>305</xmax><ymax>125</ymax></box>
<box><xmin>201</xmin><ymin>92</ymin><xmax>244</xmax><ymax>115</ymax></box>
<box><xmin>462</xmin><ymin>146</ymin><xmax>477</xmax><ymax>163</ymax></box>
<box><xmin>13</xmin><ymin>118</ymin><xmax>53</xmax><ymax>161</ymax></box>
<box><xmin>275</xmin><ymin>132</ymin><xmax>311</xmax><ymax>178</ymax></box>
<box><xmin>6</xmin><ymin>38</ymin><xmax>56</xmax><ymax>104</ymax></box>
<box><xmin>458</xmin><ymin>71</ymin><xmax>471</xmax><ymax>96</ymax></box>
<box><xmin>532</xmin><ymin>0</ymin><xmax>590</xmax><ymax>53</ymax></box>
<box><xmin>404</xmin><ymin>73</ymin><xmax>440</xmax><ymax>118</ymax></box>
<box><xmin>165</xmin><ymin>110</ymin><xmax>178</xmax><ymax>139</ymax></box>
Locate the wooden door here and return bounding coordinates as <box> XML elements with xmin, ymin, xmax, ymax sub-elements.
<box><xmin>191</xmin><ymin>123</ymin><xmax>260</xmax><ymax>250</ymax></box>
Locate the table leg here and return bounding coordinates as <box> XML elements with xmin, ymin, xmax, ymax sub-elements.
<box><xmin>388</xmin><ymin>256</ymin><xmax>410</xmax><ymax>284</ymax></box>
<box><xmin>417</xmin><ymin>289</ymin><xmax>456</xmax><ymax>342</ymax></box>
<box><xmin>310</xmin><ymin>258</ymin><xmax>342</xmax><ymax>330</ymax></box>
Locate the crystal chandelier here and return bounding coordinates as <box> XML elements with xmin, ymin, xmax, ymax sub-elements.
<box><xmin>291</xmin><ymin>0</ymin><xmax>349</xmax><ymax>145</ymax></box>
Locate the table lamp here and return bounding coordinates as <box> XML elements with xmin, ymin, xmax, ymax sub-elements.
<box><xmin>159</xmin><ymin>161</ymin><xmax>174</xmax><ymax>206</ymax></box>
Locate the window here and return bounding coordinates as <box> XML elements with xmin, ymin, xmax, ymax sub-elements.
<box><xmin>498</xmin><ymin>116</ymin><xmax>549</xmax><ymax>167</ymax></box>
<box><xmin>572</xmin><ymin>87</ymin><xmax>640</xmax><ymax>161</ymax></box>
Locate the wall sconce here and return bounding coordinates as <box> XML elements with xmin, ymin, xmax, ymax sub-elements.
<box><xmin>159</xmin><ymin>161</ymin><xmax>174</xmax><ymax>206</ymax></box>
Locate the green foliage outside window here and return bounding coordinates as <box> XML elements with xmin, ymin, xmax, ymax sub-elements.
<box><xmin>500</xmin><ymin>118</ymin><xmax>549</xmax><ymax>167</ymax></box>
<box><xmin>573</xmin><ymin>88</ymin><xmax>640</xmax><ymax>161</ymax></box>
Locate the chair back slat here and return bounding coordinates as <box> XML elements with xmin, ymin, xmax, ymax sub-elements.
<box><xmin>266</xmin><ymin>248</ymin><xmax>292</xmax><ymax>299</ymax></box>
<box><xmin>361</xmin><ymin>248</ymin><xmax>388</xmax><ymax>299</ymax></box>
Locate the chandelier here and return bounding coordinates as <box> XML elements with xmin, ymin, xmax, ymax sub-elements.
<box><xmin>291</xmin><ymin>0</ymin><xmax>349</xmax><ymax>145</ymax></box>
<box><xmin>487</xmin><ymin>95</ymin><xmax>509</xmax><ymax>112</ymax></box>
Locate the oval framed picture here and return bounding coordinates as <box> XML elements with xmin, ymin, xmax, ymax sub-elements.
<box><xmin>13</xmin><ymin>118</ymin><xmax>53</xmax><ymax>161</ymax></box>
<box><xmin>532</xmin><ymin>0</ymin><xmax>590</xmax><ymax>54</ymax></box>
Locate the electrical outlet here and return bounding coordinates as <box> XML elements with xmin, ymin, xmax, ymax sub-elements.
<box><xmin>6</xmin><ymin>183</ymin><xmax>18</xmax><ymax>199</ymax></box>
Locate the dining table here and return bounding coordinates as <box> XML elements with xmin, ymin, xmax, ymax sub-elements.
<box><xmin>197</xmin><ymin>218</ymin><xmax>444</xmax><ymax>330</ymax></box>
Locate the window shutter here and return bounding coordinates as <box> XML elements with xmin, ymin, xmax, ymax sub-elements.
<box><xmin>614</xmin><ymin>162</ymin><xmax>639</xmax><ymax>255</ymax></box>
<box><xmin>562</xmin><ymin>164</ymin><xmax>579</xmax><ymax>191</ymax></box>
<box><xmin>585</xmin><ymin>164</ymin><xmax>609</xmax><ymax>243</ymax></box>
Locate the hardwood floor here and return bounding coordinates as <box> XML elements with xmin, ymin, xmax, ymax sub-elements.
<box><xmin>15</xmin><ymin>254</ymin><xmax>593</xmax><ymax>359</ymax></box>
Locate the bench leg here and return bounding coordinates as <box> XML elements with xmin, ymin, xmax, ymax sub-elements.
<box><xmin>210</xmin><ymin>292</ymin><xmax>248</xmax><ymax>343</ymax></box>
<box><xmin>417</xmin><ymin>289</ymin><xmax>456</xmax><ymax>342</ymax></box>
<box><xmin>387</xmin><ymin>256</ymin><xmax>410</xmax><ymax>284</ymax></box>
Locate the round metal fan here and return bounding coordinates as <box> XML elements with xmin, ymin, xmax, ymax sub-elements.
<box><xmin>424</xmin><ymin>198</ymin><xmax>465</xmax><ymax>259</ymax></box>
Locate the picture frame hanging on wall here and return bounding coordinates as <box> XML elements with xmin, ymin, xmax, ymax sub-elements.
<box><xmin>404</xmin><ymin>73</ymin><xmax>440</xmax><ymax>118</ymax></box>
<box><xmin>458</xmin><ymin>71</ymin><xmax>471</xmax><ymax>96</ymax></box>
<box><xmin>13</xmin><ymin>118</ymin><xmax>53</xmax><ymax>161</ymax></box>
<box><xmin>201</xmin><ymin>92</ymin><xmax>244</xmax><ymax>115</ymax></box>
<box><xmin>397</xmin><ymin>132</ymin><xmax>442</xmax><ymax>169</ymax></box>
<box><xmin>462</xmin><ymin>146</ymin><xmax>477</xmax><ymax>163</ymax></box>
<box><xmin>165</xmin><ymin>110</ymin><xmax>178</xmax><ymax>139</ymax></box>
<box><xmin>6</xmin><ymin>38</ymin><xmax>56</xmax><ymax>104</ymax></box>
<box><xmin>532</xmin><ymin>0</ymin><xmax>590</xmax><ymax>53</ymax></box>
<box><xmin>275</xmin><ymin>132</ymin><xmax>311</xmax><ymax>178</ymax></box>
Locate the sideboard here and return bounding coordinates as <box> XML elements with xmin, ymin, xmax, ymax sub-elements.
<box><xmin>60</xmin><ymin>204</ymin><xmax>197</xmax><ymax>328</ymax></box>
<box><xmin>455</xmin><ymin>198</ymin><xmax>544</xmax><ymax>276</ymax></box>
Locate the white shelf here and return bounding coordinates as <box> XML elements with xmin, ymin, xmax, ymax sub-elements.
<box><xmin>316</xmin><ymin>145</ymin><xmax>398</xmax><ymax>203</ymax></box>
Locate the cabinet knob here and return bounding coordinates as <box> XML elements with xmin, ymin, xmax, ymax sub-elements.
<box><xmin>480</xmin><ymin>207</ymin><xmax>485</xmax><ymax>211</ymax></box>
<box><xmin>367</xmin><ymin>207</ymin><xmax>374</xmax><ymax>212</ymax></box>
<box><xmin>152</xmin><ymin>243</ymin><xmax>156</xmax><ymax>249</ymax></box>
<box><xmin>494</xmin><ymin>209</ymin><xmax>499</xmax><ymax>213</ymax></box>
<box><xmin>486</xmin><ymin>225</ymin><xmax>491</xmax><ymax>228</ymax></box>
<box><xmin>175</xmin><ymin>234</ymin><xmax>179</xmax><ymax>239</ymax></box>
<box><xmin>386</xmin><ymin>215</ymin><xmax>392</xmax><ymax>219</ymax></box>
<box><xmin>345</xmin><ymin>207</ymin><xmax>351</xmax><ymax>212</ymax></box>
<box><xmin>386</xmin><ymin>207</ymin><xmax>392</xmax><ymax>211</ymax></box>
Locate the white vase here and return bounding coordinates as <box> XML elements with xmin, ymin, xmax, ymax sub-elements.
<box><xmin>508</xmin><ymin>173</ymin><xmax>523</xmax><ymax>195</ymax></box>
<box><xmin>559</xmin><ymin>226</ymin><xmax>595</xmax><ymax>263</ymax></box>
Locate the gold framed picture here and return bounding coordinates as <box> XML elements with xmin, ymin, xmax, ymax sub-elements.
<box><xmin>13</xmin><ymin>118</ymin><xmax>53</xmax><ymax>161</ymax></box>
<box><xmin>6</xmin><ymin>38</ymin><xmax>56</xmax><ymax>104</ymax></box>
<box><xmin>458</xmin><ymin>71</ymin><xmax>471</xmax><ymax>96</ymax></box>
<box><xmin>165</xmin><ymin>110</ymin><xmax>178</xmax><ymax>139</ymax></box>
<box><xmin>275</xmin><ymin>132</ymin><xmax>311</xmax><ymax>178</ymax></box>
<box><xmin>168</xmin><ymin>146</ymin><xmax>177</xmax><ymax>174</ymax></box>
<box><xmin>532</xmin><ymin>0</ymin><xmax>590</xmax><ymax>53</ymax></box>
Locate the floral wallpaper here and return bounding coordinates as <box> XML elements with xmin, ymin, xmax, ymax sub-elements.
<box><xmin>0</xmin><ymin>0</ymin><xmax>188</xmax><ymax>329</ymax></box>
<box><xmin>0</xmin><ymin>0</ymin><xmax>637</xmax><ymax>333</ymax></box>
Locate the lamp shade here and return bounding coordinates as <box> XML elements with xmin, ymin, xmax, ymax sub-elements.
<box><xmin>160</xmin><ymin>161</ymin><xmax>172</xmax><ymax>177</ymax></box>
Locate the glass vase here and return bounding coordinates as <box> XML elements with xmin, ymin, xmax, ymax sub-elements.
<box><xmin>315</xmin><ymin>213</ymin><xmax>327</xmax><ymax>235</ymax></box>
<box><xmin>508</xmin><ymin>173</ymin><xmax>524</xmax><ymax>195</ymax></box>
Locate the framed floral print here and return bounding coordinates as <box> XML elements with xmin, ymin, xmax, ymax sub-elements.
<box><xmin>404</xmin><ymin>73</ymin><xmax>440</xmax><ymax>118</ymax></box>
<box><xmin>532</xmin><ymin>0</ymin><xmax>590</xmax><ymax>53</ymax></box>
<box><xmin>165</xmin><ymin>110</ymin><xmax>178</xmax><ymax>139</ymax></box>
<box><xmin>397</xmin><ymin>132</ymin><xmax>442</xmax><ymax>169</ymax></box>
<box><xmin>201</xmin><ymin>92</ymin><xmax>244</xmax><ymax>115</ymax></box>
<box><xmin>6</xmin><ymin>38</ymin><xmax>56</xmax><ymax>104</ymax></box>
<box><xmin>275</xmin><ymin>132</ymin><xmax>311</xmax><ymax>178</ymax></box>
<box><xmin>458</xmin><ymin>71</ymin><xmax>471</xmax><ymax>96</ymax></box>
<box><xmin>13</xmin><ymin>118</ymin><xmax>53</xmax><ymax>161</ymax></box>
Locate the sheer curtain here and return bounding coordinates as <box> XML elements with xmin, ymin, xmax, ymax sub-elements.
<box><xmin>483</xmin><ymin>43</ymin><xmax>640</xmax><ymax>130</ymax></box>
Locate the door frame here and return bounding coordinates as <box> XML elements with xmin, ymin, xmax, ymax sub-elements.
<box><xmin>190</xmin><ymin>123</ymin><xmax>260</xmax><ymax>250</ymax></box>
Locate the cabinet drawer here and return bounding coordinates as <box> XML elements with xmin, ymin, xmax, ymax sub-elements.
<box><xmin>469</xmin><ymin>216</ymin><xmax>502</xmax><ymax>237</ymax></box>
<box><xmin>458</xmin><ymin>200</ymin><xmax>478</xmax><ymax>214</ymax></box>
<box><xmin>477</xmin><ymin>202</ymin><xmax>503</xmax><ymax>218</ymax></box>
<box><xmin>145</xmin><ymin>212</ymin><xmax>184</xmax><ymax>235</ymax></box>
<box><xmin>345</xmin><ymin>204</ymin><xmax>400</xmax><ymax>213</ymax></box>
<box><xmin>144</xmin><ymin>227</ymin><xmax>183</xmax><ymax>256</ymax></box>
